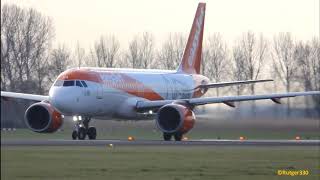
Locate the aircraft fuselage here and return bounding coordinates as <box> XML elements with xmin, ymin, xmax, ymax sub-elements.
<box><xmin>49</xmin><ymin>67</ymin><xmax>209</xmax><ymax>119</ymax></box>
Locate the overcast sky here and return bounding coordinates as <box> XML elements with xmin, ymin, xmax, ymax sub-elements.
<box><xmin>1</xmin><ymin>0</ymin><xmax>319</xmax><ymax>49</ymax></box>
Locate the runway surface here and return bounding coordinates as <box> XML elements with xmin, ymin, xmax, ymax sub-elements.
<box><xmin>2</xmin><ymin>139</ymin><xmax>320</xmax><ymax>146</ymax></box>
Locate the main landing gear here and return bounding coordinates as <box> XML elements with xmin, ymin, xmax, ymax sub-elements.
<box><xmin>163</xmin><ymin>132</ymin><xmax>183</xmax><ymax>141</ymax></box>
<box><xmin>72</xmin><ymin>117</ymin><xmax>97</xmax><ymax>140</ymax></box>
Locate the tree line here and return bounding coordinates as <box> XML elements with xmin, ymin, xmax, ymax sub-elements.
<box><xmin>1</xmin><ymin>4</ymin><xmax>319</xmax><ymax>111</ymax></box>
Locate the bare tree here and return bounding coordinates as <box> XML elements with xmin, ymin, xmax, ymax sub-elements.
<box><xmin>231</xmin><ymin>44</ymin><xmax>249</xmax><ymax>119</ymax></box>
<box><xmin>171</xmin><ymin>33</ymin><xmax>186</xmax><ymax>68</ymax></box>
<box><xmin>310</xmin><ymin>38</ymin><xmax>320</xmax><ymax>112</ymax></box>
<box><xmin>203</xmin><ymin>33</ymin><xmax>229</xmax><ymax>96</ymax></box>
<box><xmin>238</xmin><ymin>32</ymin><xmax>267</xmax><ymax>95</ymax></box>
<box><xmin>272</xmin><ymin>33</ymin><xmax>297</xmax><ymax>92</ymax></box>
<box><xmin>1</xmin><ymin>4</ymin><xmax>23</xmax><ymax>91</ymax></box>
<box><xmin>125</xmin><ymin>35</ymin><xmax>140</xmax><ymax>68</ymax></box>
<box><xmin>0</xmin><ymin>4</ymin><xmax>54</xmax><ymax>93</ymax></box>
<box><xmin>310</xmin><ymin>38</ymin><xmax>320</xmax><ymax>92</ymax></box>
<box><xmin>124</xmin><ymin>32</ymin><xmax>155</xmax><ymax>69</ymax></box>
<box><xmin>87</xmin><ymin>48</ymin><xmax>97</xmax><ymax>67</ymax></box>
<box><xmin>241</xmin><ymin>32</ymin><xmax>268</xmax><ymax>114</ymax></box>
<box><xmin>272</xmin><ymin>32</ymin><xmax>298</xmax><ymax>116</ymax></box>
<box><xmin>48</xmin><ymin>44</ymin><xmax>71</xmax><ymax>83</ymax></box>
<box><xmin>140</xmin><ymin>32</ymin><xmax>155</xmax><ymax>69</ymax></box>
<box><xmin>232</xmin><ymin>44</ymin><xmax>248</xmax><ymax>95</ymax></box>
<box><xmin>157</xmin><ymin>36</ymin><xmax>175</xmax><ymax>70</ymax></box>
<box><xmin>157</xmin><ymin>33</ymin><xmax>186</xmax><ymax>70</ymax></box>
<box><xmin>93</xmin><ymin>35</ymin><xmax>120</xmax><ymax>68</ymax></box>
<box><xmin>295</xmin><ymin>39</ymin><xmax>320</xmax><ymax>112</ymax></box>
<box><xmin>295</xmin><ymin>42</ymin><xmax>311</xmax><ymax>90</ymax></box>
<box><xmin>34</xmin><ymin>55</ymin><xmax>49</xmax><ymax>94</ymax></box>
<box><xmin>1</xmin><ymin>5</ymin><xmax>15</xmax><ymax>91</ymax></box>
<box><xmin>201</xmin><ymin>45</ymin><xmax>210</xmax><ymax>76</ymax></box>
<box><xmin>74</xmin><ymin>41</ymin><xmax>85</xmax><ymax>68</ymax></box>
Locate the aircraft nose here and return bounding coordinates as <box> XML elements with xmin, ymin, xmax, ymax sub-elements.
<box><xmin>50</xmin><ymin>88</ymin><xmax>75</xmax><ymax>114</ymax></box>
<box><xmin>51</xmin><ymin>93</ymin><xmax>63</xmax><ymax>110</ymax></box>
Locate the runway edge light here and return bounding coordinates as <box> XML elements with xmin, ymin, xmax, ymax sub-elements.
<box><xmin>128</xmin><ymin>136</ymin><xmax>135</xmax><ymax>141</ymax></box>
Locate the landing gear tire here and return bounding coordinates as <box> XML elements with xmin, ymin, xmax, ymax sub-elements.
<box><xmin>72</xmin><ymin>117</ymin><xmax>96</xmax><ymax>140</ymax></box>
<box><xmin>72</xmin><ymin>130</ymin><xmax>78</xmax><ymax>140</ymax></box>
<box><xmin>174</xmin><ymin>133</ymin><xmax>183</xmax><ymax>141</ymax></box>
<box><xmin>87</xmin><ymin>127</ymin><xmax>97</xmax><ymax>140</ymax></box>
<box><xmin>78</xmin><ymin>127</ymin><xmax>87</xmax><ymax>140</ymax></box>
<box><xmin>163</xmin><ymin>133</ymin><xmax>172</xmax><ymax>141</ymax></box>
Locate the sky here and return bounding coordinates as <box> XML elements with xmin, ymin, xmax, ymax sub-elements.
<box><xmin>1</xmin><ymin>0</ymin><xmax>319</xmax><ymax>50</ymax></box>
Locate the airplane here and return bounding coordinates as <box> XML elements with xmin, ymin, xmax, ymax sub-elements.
<box><xmin>1</xmin><ymin>3</ymin><xmax>319</xmax><ymax>141</ymax></box>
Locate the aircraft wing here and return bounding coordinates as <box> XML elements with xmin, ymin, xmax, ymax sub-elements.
<box><xmin>1</xmin><ymin>91</ymin><xmax>49</xmax><ymax>102</ymax></box>
<box><xmin>196</xmin><ymin>79</ymin><xmax>273</xmax><ymax>89</ymax></box>
<box><xmin>136</xmin><ymin>91</ymin><xmax>320</xmax><ymax>111</ymax></box>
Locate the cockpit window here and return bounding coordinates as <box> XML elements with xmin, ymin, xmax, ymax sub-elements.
<box><xmin>63</xmin><ymin>80</ymin><xmax>74</xmax><ymax>87</ymax></box>
<box><xmin>81</xmin><ymin>80</ymin><xmax>88</xmax><ymax>87</ymax></box>
<box><xmin>54</xmin><ymin>80</ymin><xmax>63</xmax><ymax>86</ymax></box>
<box><xmin>76</xmin><ymin>80</ymin><xmax>83</xmax><ymax>87</ymax></box>
<box><xmin>54</xmin><ymin>80</ymin><xmax>87</xmax><ymax>87</ymax></box>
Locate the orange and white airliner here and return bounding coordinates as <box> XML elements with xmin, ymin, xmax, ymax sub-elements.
<box><xmin>1</xmin><ymin>3</ymin><xmax>319</xmax><ymax>141</ymax></box>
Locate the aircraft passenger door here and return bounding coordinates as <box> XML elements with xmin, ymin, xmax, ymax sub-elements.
<box><xmin>161</xmin><ymin>75</ymin><xmax>169</xmax><ymax>99</ymax></box>
<box><xmin>96</xmin><ymin>84</ymin><xmax>103</xmax><ymax>99</ymax></box>
<box><xmin>170</xmin><ymin>78</ymin><xmax>176</xmax><ymax>99</ymax></box>
<box><xmin>139</xmin><ymin>85</ymin><xmax>144</xmax><ymax>98</ymax></box>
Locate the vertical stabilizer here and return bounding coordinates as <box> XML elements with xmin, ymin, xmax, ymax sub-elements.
<box><xmin>177</xmin><ymin>3</ymin><xmax>206</xmax><ymax>74</ymax></box>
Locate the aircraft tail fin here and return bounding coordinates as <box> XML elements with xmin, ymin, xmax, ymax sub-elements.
<box><xmin>177</xmin><ymin>3</ymin><xmax>206</xmax><ymax>74</ymax></box>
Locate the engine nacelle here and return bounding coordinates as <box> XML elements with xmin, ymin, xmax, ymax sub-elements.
<box><xmin>156</xmin><ymin>104</ymin><xmax>195</xmax><ymax>134</ymax></box>
<box><xmin>24</xmin><ymin>102</ymin><xmax>63</xmax><ymax>133</ymax></box>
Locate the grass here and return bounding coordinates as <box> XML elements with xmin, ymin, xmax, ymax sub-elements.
<box><xmin>1</xmin><ymin>146</ymin><xmax>319</xmax><ymax>180</ymax></box>
<box><xmin>1</xmin><ymin>127</ymin><xmax>320</xmax><ymax>140</ymax></box>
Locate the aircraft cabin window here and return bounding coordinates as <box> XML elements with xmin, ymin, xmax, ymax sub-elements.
<box><xmin>54</xmin><ymin>80</ymin><xmax>63</xmax><ymax>86</ymax></box>
<box><xmin>63</xmin><ymin>80</ymin><xmax>74</xmax><ymax>87</ymax></box>
<box><xmin>81</xmin><ymin>80</ymin><xmax>88</xmax><ymax>87</ymax></box>
<box><xmin>76</xmin><ymin>80</ymin><xmax>83</xmax><ymax>87</ymax></box>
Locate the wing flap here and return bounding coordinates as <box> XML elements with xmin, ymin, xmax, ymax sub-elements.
<box><xmin>223</xmin><ymin>101</ymin><xmax>236</xmax><ymax>108</ymax></box>
<box><xmin>271</xmin><ymin>98</ymin><xmax>282</xmax><ymax>104</ymax></box>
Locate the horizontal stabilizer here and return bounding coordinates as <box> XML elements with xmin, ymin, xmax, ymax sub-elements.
<box><xmin>195</xmin><ymin>79</ymin><xmax>273</xmax><ymax>89</ymax></box>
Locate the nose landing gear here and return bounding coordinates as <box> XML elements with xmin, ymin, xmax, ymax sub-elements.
<box><xmin>72</xmin><ymin>117</ymin><xmax>97</xmax><ymax>140</ymax></box>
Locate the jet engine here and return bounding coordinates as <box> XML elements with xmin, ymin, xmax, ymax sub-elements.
<box><xmin>156</xmin><ymin>104</ymin><xmax>195</xmax><ymax>134</ymax></box>
<box><xmin>24</xmin><ymin>102</ymin><xmax>63</xmax><ymax>133</ymax></box>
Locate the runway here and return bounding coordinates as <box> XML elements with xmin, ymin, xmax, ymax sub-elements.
<box><xmin>2</xmin><ymin>139</ymin><xmax>320</xmax><ymax>146</ymax></box>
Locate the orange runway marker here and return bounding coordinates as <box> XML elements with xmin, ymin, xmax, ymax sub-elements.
<box><xmin>128</xmin><ymin>136</ymin><xmax>135</xmax><ymax>141</ymax></box>
<box><xmin>239</xmin><ymin>136</ymin><xmax>245</xmax><ymax>141</ymax></box>
<box><xmin>182</xmin><ymin>136</ymin><xmax>189</xmax><ymax>141</ymax></box>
